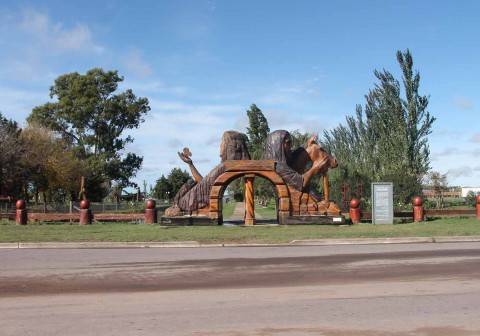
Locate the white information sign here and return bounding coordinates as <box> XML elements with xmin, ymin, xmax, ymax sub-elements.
<box><xmin>372</xmin><ymin>182</ymin><xmax>393</xmax><ymax>225</ymax></box>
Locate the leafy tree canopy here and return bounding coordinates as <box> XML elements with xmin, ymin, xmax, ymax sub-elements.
<box><xmin>28</xmin><ymin>68</ymin><xmax>151</xmax><ymax>201</ymax></box>
<box><xmin>324</xmin><ymin>49</ymin><xmax>435</xmax><ymax>205</ymax></box>
<box><xmin>0</xmin><ymin>112</ymin><xmax>24</xmax><ymax>197</ymax></box>
<box><xmin>152</xmin><ymin>168</ymin><xmax>191</xmax><ymax>200</ymax></box>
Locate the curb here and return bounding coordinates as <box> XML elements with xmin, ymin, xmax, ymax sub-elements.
<box><xmin>290</xmin><ymin>237</ymin><xmax>436</xmax><ymax>245</ymax></box>
<box><xmin>0</xmin><ymin>241</ymin><xmax>201</xmax><ymax>249</ymax></box>
<box><xmin>1</xmin><ymin>237</ymin><xmax>480</xmax><ymax>249</ymax></box>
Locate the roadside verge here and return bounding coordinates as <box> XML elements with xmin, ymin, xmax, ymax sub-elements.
<box><xmin>1</xmin><ymin>236</ymin><xmax>480</xmax><ymax>248</ymax></box>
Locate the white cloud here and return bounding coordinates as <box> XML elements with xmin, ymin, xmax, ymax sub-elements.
<box><xmin>470</xmin><ymin>133</ymin><xmax>480</xmax><ymax>143</ymax></box>
<box><xmin>263</xmin><ymin>108</ymin><xmax>329</xmax><ymax>135</ymax></box>
<box><xmin>431</xmin><ymin>129</ymin><xmax>464</xmax><ymax>139</ymax></box>
<box><xmin>168</xmin><ymin>138</ymin><xmax>183</xmax><ymax>148</ymax></box>
<box><xmin>234</xmin><ymin>114</ymin><xmax>249</xmax><ymax>132</ymax></box>
<box><xmin>122</xmin><ymin>47</ymin><xmax>152</xmax><ymax>78</ymax></box>
<box><xmin>0</xmin><ymin>86</ymin><xmax>48</xmax><ymax>123</ymax></box>
<box><xmin>447</xmin><ymin>166</ymin><xmax>474</xmax><ymax>179</ymax></box>
<box><xmin>18</xmin><ymin>10</ymin><xmax>102</xmax><ymax>54</ymax></box>
<box><xmin>435</xmin><ymin>147</ymin><xmax>462</xmax><ymax>156</ymax></box>
<box><xmin>454</xmin><ymin>95</ymin><xmax>473</xmax><ymax>110</ymax></box>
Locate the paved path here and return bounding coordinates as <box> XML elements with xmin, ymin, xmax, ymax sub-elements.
<box><xmin>225</xmin><ymin>201</ymin><xmax>263</xmax><ymax>221</ymax></box>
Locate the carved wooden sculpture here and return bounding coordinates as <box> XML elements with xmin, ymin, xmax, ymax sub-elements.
<box><xmin>164</xmin><ymin>131</ymin><xmax>250</xmax><ymax>217</ymax></box>
<box><xmin>163</xmin><ymin>129</ymin><xmax>342</xmax><ymax>225</ymax></box>
<box><xmin>264</xmin><ymin>130</ymin><xmax>341</xmax><ymax>215</ymax></box>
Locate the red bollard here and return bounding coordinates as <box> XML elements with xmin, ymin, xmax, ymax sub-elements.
<box><xmin>79</xmin><ymin>200</ymin><xmax>92</xmax><ymax>225</ymax></box>
<box><xmin>15</xmin><ymin>199</ymin><xmax>27</xmax><ymax>225</ymax></box>
<box><xmin>413</xmin><ymin>197</ymin><xmax>424</xmax><ymax>222</ymax></box>
<box><xmin>476</xmin><ymin>195</ymin><xmax>480</xmax><ymax>220</ymax></box>
<box><xmin>349</xmin><ymin>198</ymin><xmax>361</xmax><ymax>224</ymax></box>
<box><xmin>145</xmin><ymin>199</ymin><xmax>157</xmax><ymax>224</ymax></box>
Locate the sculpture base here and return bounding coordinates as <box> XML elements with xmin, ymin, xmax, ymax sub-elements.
<box><xmin>161</xmin><ymin>215</ymin><xmax>346</xmax><ymax>226</ymax></box>
<box><xmin>280</xmin><ymin>215</ymin><xmax>346</xmax><ymax>225</ymax></box>
<box><xmin>160</xmin><ymin>215</ymin><xmax>220</xmax><ymax>226</ymax></box>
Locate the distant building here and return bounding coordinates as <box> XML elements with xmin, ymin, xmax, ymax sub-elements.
<box><xmin>461</xmin><ymin>187</ymin><xmax>480</xmax><ymax>198</ymax></box>
<box><xmin>422</xmin><ymin>189</ymin><xmax>462</xmax><ymax>198</ymax></box>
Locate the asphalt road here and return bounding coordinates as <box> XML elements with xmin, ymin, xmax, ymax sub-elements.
<box><xmin>1</xmin><ymin>243</ymin><xmax>480</xmax><ymax>335</ymax></box>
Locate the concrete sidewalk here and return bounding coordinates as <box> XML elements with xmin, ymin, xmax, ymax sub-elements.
<box><xmin>2</xmin><ymin>236</ymin><xmax>480</xmax><ymax>249</ymax></box>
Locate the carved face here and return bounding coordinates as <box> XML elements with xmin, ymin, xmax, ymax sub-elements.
<box><xmin>219</xmin><ymin>137</ymin><xmax>225</xmax><ymax>157</ymax></box>
<box><xmin>306</xmin><ymin>144</ymin><xmax>338</xmax><ymax>172</ymax></box>
<box><xmin>283</xmin><ymin>135</ymin><xmax>292</xmax><ymax>157</ymax></box>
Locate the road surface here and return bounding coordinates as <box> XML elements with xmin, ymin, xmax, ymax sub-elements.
<box><xmin>1</xmin><ymin>243</ymin><xmax>480</xmax><ymax>335</ymax></box>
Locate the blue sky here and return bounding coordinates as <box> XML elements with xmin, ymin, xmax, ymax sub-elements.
<box><xmin>1</xmin><ymin>0</ymin><xmax>479</xmax><ymax>190</ymax></box>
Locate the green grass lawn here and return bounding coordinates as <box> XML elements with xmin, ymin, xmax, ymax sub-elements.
<box><xmin>255</xmin><ymin>202</ymin><xmax>277</xmax><ymax>219</ymax></box>
<box><xmin>222</xmin><ymin>201</ymin><xmax>236</xmax><ymax>219</ymax></box>
<box><xmin>1</xmin><ymin>217</ymin><xmax>479</xmax><ymax>244</ymax></box>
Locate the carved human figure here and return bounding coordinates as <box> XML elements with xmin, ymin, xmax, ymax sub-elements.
<box><xmin>264</xmin><ymin>130</ymin><xmax>340</xmax><ymax>214</ymax></box>
<box><xmin>264</xmin><ymin>130</ymin><xmax>293</xmax><ymax>165</ymax></box>
<box><xmin>165</xmin><ymin>131</ymin><xmax>250</xmax><ymax>216</ymax></box>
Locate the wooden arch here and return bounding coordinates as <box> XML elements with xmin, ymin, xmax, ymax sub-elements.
<box><xmin>208</xmin><ymin>160</ymin><xmax>290</xmax><ymax>224</ymax></box>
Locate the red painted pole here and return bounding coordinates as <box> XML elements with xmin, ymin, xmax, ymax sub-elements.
<box><xmin>349</xmin><ymin>198</ymin><xmax>361</xmax><ymax>224</ymax></box>
<box><xmin>15</xmin><ymin>199</ymin><xmax>27</xmax><ymax>225</ymax></box>
<box><xmin>79</xmin><ymin>200</ymin><xmax>92</xmax><ymax>225</ymax></box>
<box><xmin>145</xmin><ymin>199</ymin><xmax>157</xmax><ymax>224</ymax></box>
<box><xmin>413</xmin><ymin>197</ymin><xmax>424</xmax><ymax>222</ymax></box>
<box><xmin>476</xmin><ymin>195</ymin><xmax>480</xmax><ymax>220</ymax></box>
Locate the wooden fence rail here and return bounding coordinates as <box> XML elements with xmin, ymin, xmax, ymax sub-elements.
<box><xmin>6</xmin><ymin>196</ymin><xmax>480</xmax><ymax>225</ymax></box>
<box><xmin>350</xmin><ymin>196</ymin><xmax>480</xmax><ymax>223</ymax></box>
<box><xmin>12</xmin><ymin>199</ymin><xmax>157</xmax><ymax>225</ymax></box>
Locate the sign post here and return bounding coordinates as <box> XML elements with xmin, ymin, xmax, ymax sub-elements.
<box><xmin>371</xmin><ymin>182</ymin><xmax>393</xmax><ymax>225</ymax></box>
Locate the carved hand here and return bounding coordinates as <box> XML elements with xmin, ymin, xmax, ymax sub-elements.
<box><xmin>311</xmin><ymin>156</ymin><xmax>329</xmax><ymax>175</ymax></box>
<box><xmin>178</xmin><ymin>151</ymin><xmax>192</xmax><ymax>164</ymax></box>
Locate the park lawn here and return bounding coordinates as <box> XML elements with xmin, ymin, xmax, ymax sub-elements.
<box><xmin>222</xmin><ymin>201</ymin><xmax>237</xmax><ymax>219</ymax></box>
<box><xmin>0</xmin><ymin>217</ymin><xmax>479</xmax><ymax>244</ymax></box>
<box><xmin>254</xmin><ymin>202</ymin><xmax>277</xmax><ymax>219</ymax></box>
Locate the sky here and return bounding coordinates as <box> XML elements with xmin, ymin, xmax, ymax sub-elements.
<box><xmin>1</xmin><ymin>0</ymin><xmax>479</xmax><ymax>191</ymax></box>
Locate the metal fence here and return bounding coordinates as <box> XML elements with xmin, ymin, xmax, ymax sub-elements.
<box><xmin>0</xmin><ymin>201</ymin><xmax>164</xmax><ymax>214</ymax></box>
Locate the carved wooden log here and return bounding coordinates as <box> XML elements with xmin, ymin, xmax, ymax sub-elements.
<box><xmin>244</xmin><ymin>174</ymin><xmax>255</xmax><ymax>226</ymax></box>
<box><xmin>224</xmin><ymin>160</ymin><xmax>275</xmax><ymax>172</ymax></box>
<box><xmin>323</xmin><ymin>173</ymin><xmax>329</xmax><ymax>202</ymax></box>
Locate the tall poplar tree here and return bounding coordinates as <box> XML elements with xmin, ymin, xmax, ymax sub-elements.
<box><xmin>246</xmin><ymin>104</ymin><xmax>270</xmax><ymax>159</ymax></box>
<box><xmin>324</xmin><ymin>49</ymin><xmax>435</xmax><ymax>205</ymax></box>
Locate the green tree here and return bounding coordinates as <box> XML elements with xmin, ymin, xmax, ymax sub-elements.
<box><xmin>465</xmin><ymin>191</ymin><xmax>479</xmax><ymax>208</ymax></box>
<box><xmin>153</xmin><ymin>168</ymin><xmax>191</xmax><ymax>201</ymax></box>
<box><xmin>324</xmin><ymin>49</ymin><xmax>435</xmax><ymax>205</ymax></box>
<box><xmin>167</xmin><ymin>168</ymin><xmax>191</xmax><ymax>197</ymax></box>
<box><xmin>245</xmin><ymin>104</ymin><xmax>272</xmax><ymax>204</ymax></box>
<box><xmin>28</xmin><ymin>68</ymin><xmax>150</xmax><ymax>201</ymax></box>
<box><xmin>423</xmin><ymin>171</ymin><xmax>449</xmax><ymax>209</ymax></box>
<box><xmin>0</xmin><ymin>113</ymin><xmax>25</xmax><ymax>197</ymax></box>
<box><xmin>152</xmin><ymin>175</ymin><xmax>170</xmax><ymax>200</ymax></box>
<box><xmin>290</xmin><ymin>129</ymin><xmax>313</xmax><ymax>150</ymax></box>
<box><xmin>246</xmin><ymin>104</ymin><xmax>270</xmax><ymax>159</ymax></box>
<box><xmin>20</xmin><ymin>123</ymin><xmax>84</xmax><ymax>203</ymax></box>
